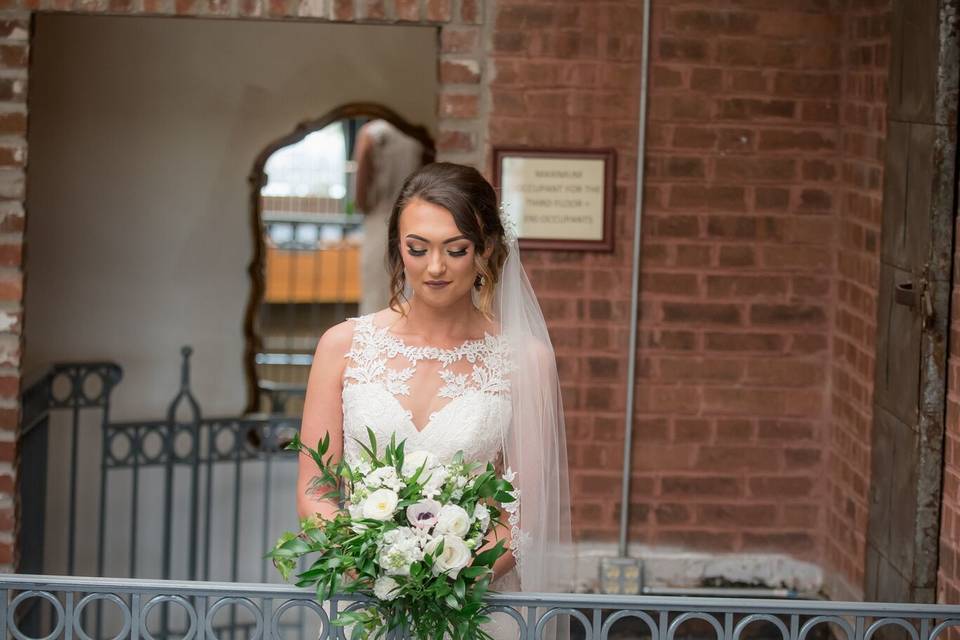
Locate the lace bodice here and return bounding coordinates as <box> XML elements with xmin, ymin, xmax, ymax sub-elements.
<box><xmin>341</xmin><ymin>314</ymin><xmax>513</xmax><ymax>467</ymax></box>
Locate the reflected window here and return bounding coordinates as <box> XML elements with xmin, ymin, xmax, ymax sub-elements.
<box><xmin>255</xmin><ymin>118</ymin><xmax>366</xmax><ymax>415</ymax></box>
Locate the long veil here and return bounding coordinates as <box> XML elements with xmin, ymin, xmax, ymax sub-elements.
<box><xmin>493</xmin><ymin>219</ymin><xmax>573</xmax><ymax>596</ymax></box>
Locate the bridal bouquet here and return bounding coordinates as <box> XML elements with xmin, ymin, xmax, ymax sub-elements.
<box><xmin>268</xmin><ymin>429</ymin><xmax>517</xmax><ymax>640</ymax></box>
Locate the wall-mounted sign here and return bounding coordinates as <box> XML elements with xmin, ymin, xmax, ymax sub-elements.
<box><xmin>493</xmin><ymin>147</ymin><xmax>616</xmax><ymax>252</ymax></box>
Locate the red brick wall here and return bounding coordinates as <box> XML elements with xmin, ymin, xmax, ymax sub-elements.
<box><xmin>823</xmin><ymin>1</ymin><xmax>889</xmax><ymax>600</ymax></box>
<box><xmin>492</xmin><ymin>1</ymin><xmax>842</xmax><ymax>561</ymax></box>
<box><xmin>635</xmin><ymin>2</ymin><xmax>843</xmax><ymax>559</ymax></box>
<box><xmin>486</xmin><ymin>0</ymin><xmax>645</xmax><ymax>540</ymax></box>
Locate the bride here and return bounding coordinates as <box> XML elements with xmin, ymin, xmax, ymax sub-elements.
<box><xmin>295</xmin><ymin>162</ymin><xmax>572</xmax><ymax>636</ymax></box>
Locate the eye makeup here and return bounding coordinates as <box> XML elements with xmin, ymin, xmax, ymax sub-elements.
<box><xmin>405</xmin><ymin>244</ymin><xmax>470</xmax><ymax>258</ymax></box>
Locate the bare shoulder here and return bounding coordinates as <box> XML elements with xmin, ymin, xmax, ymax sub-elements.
<box><xmin>372</xmin><ymin>306</ymin><xmax>404</xmax><ymax>329</ymax></box>
<box><xmin>314</xmin><ymin>318</ymin><xmax>356</xmax><ymax>359</ymax></box>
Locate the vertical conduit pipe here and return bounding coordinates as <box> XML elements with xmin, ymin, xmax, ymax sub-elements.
<box><xmin>618</xmin><ymin>0</ymin><xmax>654</xmax><ymax>557</ymax></box>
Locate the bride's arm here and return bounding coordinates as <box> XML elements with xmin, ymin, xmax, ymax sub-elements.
<box><xmin>487</xmin><ymin>521</ymin><xmax>516</xmax><ymax>579</ymax></box>
<box><xmin>296</xmin><ymin>321</ymin><xmax>354</xmax><ymax>522</ymax></box>
<box><xmin>482</xmin><ymin>455</ymin><xmax>517</xmax><ymax>580</ymax></box>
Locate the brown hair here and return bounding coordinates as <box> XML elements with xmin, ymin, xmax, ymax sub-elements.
<box><xmin>386</xmin><ymin>162</ymin><xmax>508</xmax><ymax>317</ymax></box>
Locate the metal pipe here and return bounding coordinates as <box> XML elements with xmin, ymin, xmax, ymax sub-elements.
<box><xmin>618</xmin><ymin>0</ymin><xmax>654</xmax><ymax>557</ymax></box>
<box><xmin>641</xmin><ymin>586</ymin><xmax>810</xmax><ymax>599</ymax></box>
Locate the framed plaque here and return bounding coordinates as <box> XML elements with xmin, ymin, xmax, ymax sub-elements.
<box><xmin>493</xmin><ymin>147</ymin><xmax>616</xmax><ymax>252</ymax></box>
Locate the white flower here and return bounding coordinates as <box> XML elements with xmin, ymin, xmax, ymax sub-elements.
<box><xmin>473</xmin><ymin>503</ymin><xmax>491</xmax><ymax>534</ymax></box>
<box><xmin>364</xmin><ymin>466</ymin><xmax>404</xmax><ymax>492</ymax></box>
<box><xmin>406</xmin><ymin>498</ymin><xmax>442</xmax><ymax>530</ymax></box>
<box><xmin>422</xmin><ymin>466</ymin><xmax>449</xmax><ymax>499</ymax></box>
<box><xmin>356</xmin><ymin>459</ymin><xmax>373</xmax><ymax>475</ymax></box>
<box><xmin>381</xmin><ymin>527</ymin><xmax>405</xmax><ymax>546</ymax></box>
<box><xmin>435</xmin><ymin>504</ymin><xmax>471</xmax><ymax>537</ymax></box>
<box><xmin>425</xmin><ymin>534</ymin><xmax>471</xmax><ymax>578</ymax></box>
<box><xmin>453</xmin><ymin>474</ymin><xmax>468</xmax><ymax>489</ymax></box>
<box><xmin>373</xmin><ymin>576</ymin><xmax>400</xmax><ymax>601</ymax></box>
<box><xmin>450</xmin><ymin>488</ymin><xmax>464</xmax><ymax>501</ymax></box>
<box><xmin>347</xmin><ymin>503</ymin><xmax>367</xmax><ymax>532</ymax></box>
<box><xmin>402</xmin><ymin>450</ymin><xmax>439</xmax><ymax>478</ymax></box>
<box><xmin>378</xmin><ymin>528</ymin><xmax>424</xmax><ymax>576</ymax></box>
<box><xmin>362</xmin><ymin>488</ymin><xmax>399</xmax><ymax>521</ymax></box>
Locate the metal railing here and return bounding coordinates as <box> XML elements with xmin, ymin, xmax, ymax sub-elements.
<box><xmin>3</xmin><ymin>574</ymin><xmax>960</xmax><ymax>640</ymax></box>
<box><xmin>18</xmin><ymin>350</ymin><xmax>304</xmax><ymax>589</ymax></box>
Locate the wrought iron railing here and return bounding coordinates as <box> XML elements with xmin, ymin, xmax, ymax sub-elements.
<box><xmin>18</xmin><ymin>349</ymin><xmax>303</xmax><ymax>589</ymax></box>
<box><xmin>3</xmin><ymin>574</ymin><xmax>960</xmax><ymax>640</ymax></box>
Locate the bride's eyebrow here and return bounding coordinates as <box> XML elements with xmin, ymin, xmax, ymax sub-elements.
<box><xmin>405</xmin><ymin>234</ymin><xmax>468</xmax><ymax>244</ymax></box>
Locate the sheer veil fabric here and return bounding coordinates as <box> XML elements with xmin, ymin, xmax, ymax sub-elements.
<box><xmin>492</xmin><ymin>219</ymin><xmax>573</xmax><ymax>597</ymax></box>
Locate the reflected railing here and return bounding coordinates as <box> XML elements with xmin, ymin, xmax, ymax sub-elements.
<box><xmin>4</xmin><ymin>574</ymin><xmax>960</xmax><ymax>640</ymax></box>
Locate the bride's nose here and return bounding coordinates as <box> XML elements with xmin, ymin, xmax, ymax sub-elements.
<box><xmin>427</xmin><ymin>250</ymin><xmax>446</xmax><ymax>276</ymax></box>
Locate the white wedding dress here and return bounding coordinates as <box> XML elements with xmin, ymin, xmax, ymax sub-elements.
<box><xmin>340</xmin><ymin>312</ymin><xmax>522</xmax><ymax>639</ymax></box>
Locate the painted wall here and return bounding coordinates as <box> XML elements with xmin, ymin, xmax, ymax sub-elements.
<box><xmin>24</xmin><ymin>14</ymin><xmax>437</xmax><ymax>420</ymax></box>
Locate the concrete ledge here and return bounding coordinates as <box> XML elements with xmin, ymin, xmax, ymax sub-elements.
<box><xmin>570</xmin><ymin>542</ymin><xmax>824</xmax><ymax>595</ymax></box>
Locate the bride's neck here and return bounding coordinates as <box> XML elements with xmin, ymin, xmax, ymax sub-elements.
<box><xmin>396</xmin><ymin>295</ymin><xmax>482</xmax><ymax>341</ymax></box>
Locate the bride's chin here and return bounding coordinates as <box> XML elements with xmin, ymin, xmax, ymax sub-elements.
<box><xmin>412</xmin><ymin>286</ymin><xmax>471</xmax><ymax>308</ymax></box>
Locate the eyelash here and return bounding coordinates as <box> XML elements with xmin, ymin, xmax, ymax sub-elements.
<box><xmin>407</xmin><ymin>247</ymin><xmax>468</xmax><ymax>258</ymax></box>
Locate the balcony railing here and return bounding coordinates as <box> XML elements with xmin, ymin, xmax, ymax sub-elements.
<box><xmin>3</xmin><ymin>574</ymin><xmax>960</xmax><ymax>640</ymax></box>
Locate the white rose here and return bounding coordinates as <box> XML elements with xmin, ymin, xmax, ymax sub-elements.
<box><xmin>425</xmin><ymin>534</ymin><xmax>471</xmax><ymax>578</ymax></box>
<box><xmin>362</xmin><ymin>488</ymin><xmax>399</xmax><ymax>521</ymax></box>
<box><xmin>373</xmin><ymin>576</ymin><xmax>400</xmax><ymax>601</ymax></box>
<box><xmin>435</xmin><ymin>504</ymin><xmax>471</xmax><ymax>537</ymax></box>
<box><xmin>402</xmin><ymin>450</ymin><xmax>439</xmax><ymax>478</ymax></box>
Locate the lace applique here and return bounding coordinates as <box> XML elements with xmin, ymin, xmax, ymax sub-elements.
<box><xmin>385</xmin><ymin>366</ymin><xmax>415</xmax><ymax>396</ymax></box>
<box><xmin>501</xmin><ymin>467</ymin><xmax>524</xmax><ymax>569</ymax></box>
<box><xmin>340</xmin><ymin>313</ymin><xmax>514</xmax><ymax>476</ymax></box>
<box><xmin>438</xmin><ymin>370</ymin><xmax>469</xmax><ymax>398</ymax></box>
<box><xmin>343</xmin><ymin>314</ymin><xmax>512</xmax><ymax>400</ymax></box>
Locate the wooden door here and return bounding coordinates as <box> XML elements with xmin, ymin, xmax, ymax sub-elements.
<box><xmin>866</xmin><ymin>0</ymin><xmax>957</xmax><ymax>605</ymax></box>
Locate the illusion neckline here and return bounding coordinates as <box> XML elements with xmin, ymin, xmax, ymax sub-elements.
<box><xmin>365</xmin><ymin>314</ymin><xmax>498</xmax><ymax>357</ymax></box>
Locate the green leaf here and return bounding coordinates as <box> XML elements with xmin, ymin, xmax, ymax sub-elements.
<box><xmin>444</xmin><ymin>594</ymin><xmax>459</xmax><ymax>609</ymax></box>
<box><xmin>277</xmin><ymin>536</ymin><xmax>311</xmax><ymax>555</ymax></box>
<box><xmin>460</xmin><ymin>566</ymin><xmax>489</xmax><ymax>579</ymax></box>
<box><xmin>453</xmin><ymin>577</ymin><xmax>465</xmax><ymax>600</ymax></box>
<box><xmin>284</xmin><ymin>432</ymin><xmax>302</xmax><ymax>452</ymax></box>
<box><xmin>472</xmin><ymin>540</ymin><xmax>506</xmax><ymax>567</ymax></box>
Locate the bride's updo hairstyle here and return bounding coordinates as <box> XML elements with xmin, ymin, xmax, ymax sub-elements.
<box><xmin>387</xmin><ymin>162</ymin><xmax>508</xmax><ymax>317</ymax></box>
